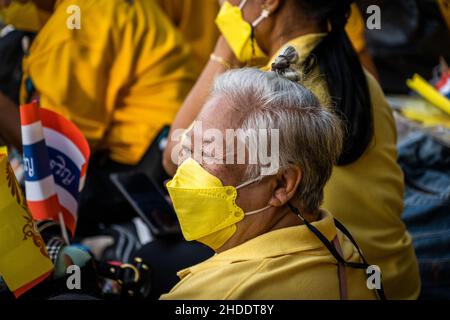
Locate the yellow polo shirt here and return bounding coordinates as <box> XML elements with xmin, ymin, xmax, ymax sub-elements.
<box><xmin>0</xmin><ymin>2</ymin><xmax>50</xmax><ymax>32</ymax></box>
<box><xmin>156</xmin><ymin>1</ymin><xmax>365</xmax><ymax>71</ymax></box>
<box><xmin>157</xmin><ymin>0</ymin><xmax>220</xmax><ymax>73</ymax></box>
<box><xmin>161</xmin><ymin>211</ymin><xmax>376</xmax><ymax>300</ymax></box>
<box><xmin>263</xmin><ymin>34</ymin><xmax>420</xmax><ymax>300</ymax></box>
<box><xmin>21</xmin><ymin>0</ymin><xmax>197</xmax><ymax>165</ymax></box>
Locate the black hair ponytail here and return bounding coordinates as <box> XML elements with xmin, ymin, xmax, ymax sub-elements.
<box><xmin>302</xmin><ymin>1</ymin><xmax>373</xmax><ymax>165</ymax></box>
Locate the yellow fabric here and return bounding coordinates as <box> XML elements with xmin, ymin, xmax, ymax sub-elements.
<box><xmin>438</xmin><ymin>0</ymin><xmax>450</xmax><ymax>30</ymax></box>
<box><xmin>0</xmin><ymin>150</ymin><xmax>53</xmax><ymax>294</ymax></box>
<box><xmin>21</xmin><ymin>0</ymin><xmax>197</xmax><ymax>165</ymax></box>
<box><xmin>262</xmin><ymin>34</ymin><xmax>419</xmax><ymax>300</ymax></box>
<box><xmin>402</xmin><ymin>108</ymin><xmax>450</xmax><ymax>128</ymax></box>
<box><xmin>157</xmin><ymin>0</ymin><xmax>220</xmax><ymax>72</ymax></box>
<box><xmin>156</xmin><ymin>1</ymin><xmax>364</xmax><ymax>68</ymax></box>
<box><xmin>345</xmin><ymin>4</ymin><xmax>366</xmax><ymax>54</ymax></box>
<box><xmin>394</xmin><ymin>95</ymin><xmax>450</xmax><ymax>128</ymax></box>
<box><xmin>0</xmin><ymin>2</ymin><xmax>50</xmax><ymax>32</ymax></box>
<box><xmin>215</xmin><ymin>1</ymin><xmax>268</xmax><ymax>63</ymax></box>
<box><xmin>161</xmin><ymin>210</ymin><xmax>376</xmax><ymax>300</ymax></box>
<box><xmin>407</xmin><ymin>74</ymin><xmax>450</xmax><ymax>116</ymax></box>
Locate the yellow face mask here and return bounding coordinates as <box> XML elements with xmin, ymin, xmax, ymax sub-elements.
<box><xmin>215</xmin><ymin>0</ymin><xmax>270</xmax><ymax>63</ymax></box>
<box><xmin>166</xmin><ymin>158</ymin><xmax>271</xmax><ymax>250</ymax></box>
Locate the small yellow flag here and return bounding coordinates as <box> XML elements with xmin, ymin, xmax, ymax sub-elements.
<box><xmin>407</xmin><ymin>74</ymin><xmax>450</xmax><ymax>116</ymax></box>
<box><xmin>0</xmin><ymin>148</ymin><xmax>53</xmax><ymax>297</ymax></box>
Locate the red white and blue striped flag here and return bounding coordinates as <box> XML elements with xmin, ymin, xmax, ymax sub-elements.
<box><xmin>20</xmin><ymin>100</ymin><xmax>90</xmax><ymax>236</ymax></box>
<box><xmin>436</xmin><ymin>73</ymin><xmax>450</xmax><ymax>99</ymax></box>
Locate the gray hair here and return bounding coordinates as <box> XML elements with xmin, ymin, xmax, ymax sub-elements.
<box><xmin>211</xmin><ymin>47</ymin><xmax>344</xmax><ymax>213</ymax></box>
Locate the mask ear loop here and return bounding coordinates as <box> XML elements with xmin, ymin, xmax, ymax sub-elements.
<box><xmin>239</xmin><ymin>0</ymin><xmax>249</xmax><ymax>10</ymax></box>
<box><xmin>236</xmin><ymin>176</ymin><xmax>271</xmax><ymax>216</ymax></box>
<box><xmin>235</xmin><ymin>175</ymin><xmax>263</xmax><ymax>190</ymax></box>
<box><xmin>251</xmin><ymin>9</ymin><xmax>270</xmax><ymax>27</ymax></box>
<box><xmin>237</xmin><ymin>0</ymin><xmax>269</xmax><ymax>56</ymax></box>
<box><xmin>235</xmin><ymin>166</ymin><xmax>280</xmax><ymax>190</ymax></box>
<box><xmin>244</xmin><ymin>205</ymin><xmax>271</xmax><ymax>216</ymax></box>
<box><xmin>250</xmin><ymin>9</ymin><xmax>270</xmax><ymax>56</ymax></box>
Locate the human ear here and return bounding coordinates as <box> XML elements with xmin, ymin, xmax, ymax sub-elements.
<box><xmin>262</xmin><ymin>0</ymin><xmax>281</xmax><ymax>14</ymax></box>
<box><xmin>268</xmin><ymin>166</ymin><xmax>302</xmax><ymax>207</ymax></box>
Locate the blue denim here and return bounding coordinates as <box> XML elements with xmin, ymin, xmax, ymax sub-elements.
<box><xmin>398</xmin><ymin>131</ymin><xmax>450</xmax><ymax>299</ymax></box>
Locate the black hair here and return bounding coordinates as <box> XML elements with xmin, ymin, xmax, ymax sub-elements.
<box><xmin>296</xmin><ymin>0</ymin><xmax>373</xmax><ymax>165</ymax></box>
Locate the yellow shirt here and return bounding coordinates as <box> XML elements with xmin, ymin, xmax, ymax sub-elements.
<box><xmin>345</xmin><ymin>4</ymin><xmax>366</xmax><ymax>54</ymax></box>
<box><xmin>0</xmin><ymin>2</ymin><xmax>50</xmax><ymax>32</ymax></box>
<box><xmin>161</xmin><ymin>211</ymin><xmax>376</xmax><ymax>300</ymax></box>
<box><xmin>3</xmin><ymin>1</ymin><xmax>364</xmax><ymax>63</ymax></box>
<box><xmin>263</xmin><ymin>34</ymin><xmax>420</xmax><ymax>300</ymax></box>
<box><xmin>157</xmin><ymin>0</ymin><xmax>220</xmax><ymax>73</ymax></box>
<box><xmin>438</xmin><ymin>0</ymin><xmax>450</xmax><ymax>30</ymax></box>
<box><xmin>21</xmin><ymin>0</ymin><xmax>197</xmax><ymax>165</ymax></box>
<box><xmin>156</xmin><ymin>2</ymin><xmax>365</xmax><ymax>70</ymax></box>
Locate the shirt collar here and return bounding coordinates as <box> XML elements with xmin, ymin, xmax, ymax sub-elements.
<box><xmin>178</xmin><ymin>210</ymin><xmax>337</xmax><ymax>277</ymax></box>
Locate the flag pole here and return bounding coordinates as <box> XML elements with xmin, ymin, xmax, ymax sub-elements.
<box><xmin>58</xmin><ymin>212</ymin><xmax>70</xmax><ymax>245</ymax></box>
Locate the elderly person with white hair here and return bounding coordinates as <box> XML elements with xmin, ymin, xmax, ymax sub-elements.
<box><xmin>160</xmin><ymin>48</ymin><xmax>382</xmax><ymax>300</ymax></box>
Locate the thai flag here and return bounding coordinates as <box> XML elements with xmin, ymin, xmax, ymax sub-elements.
<box><xmin>20</xmin><ymin>100</ymin><xmax>90</xmax><ymax>236</ymax></box>
<box><xmin>436</xmin><ymin>73</ymin><xmax>450</xmax><ymax>99</ymax></box>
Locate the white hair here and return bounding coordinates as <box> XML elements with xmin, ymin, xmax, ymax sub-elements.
<box><xmin>211</xmin><ymin>59</ymin><xmax>344</xmax><ymax>213</ymax></box>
